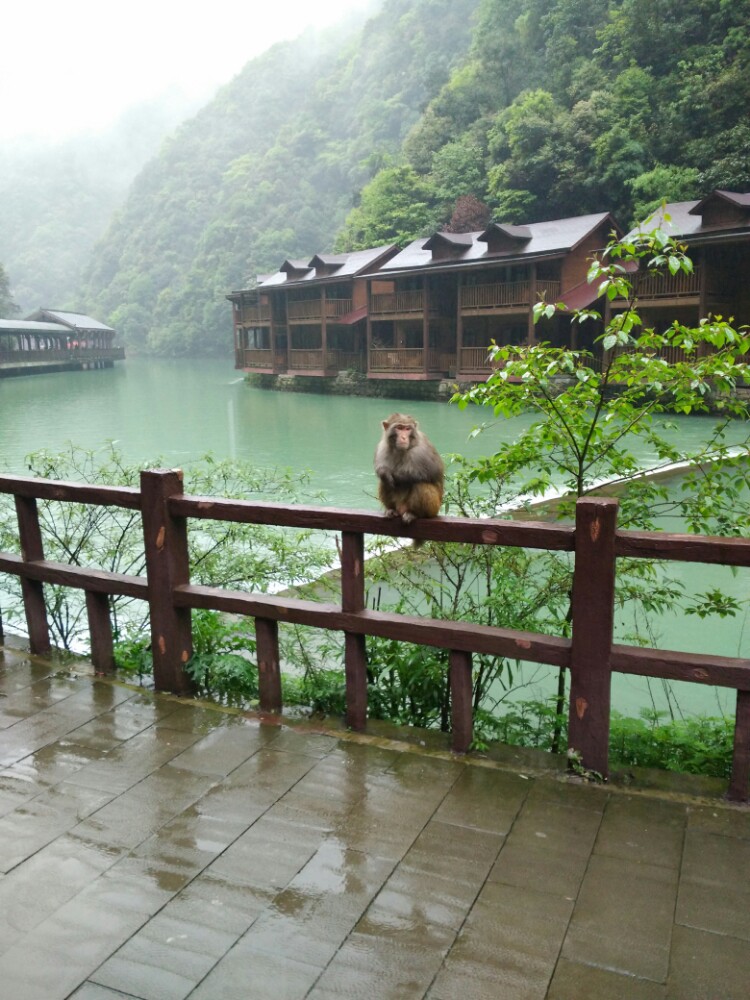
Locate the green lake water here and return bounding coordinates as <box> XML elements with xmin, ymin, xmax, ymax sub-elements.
<box><xmin>1</xmin><ymin>356</ymin><xmax>748</xmax><ymax>719</ymax></box>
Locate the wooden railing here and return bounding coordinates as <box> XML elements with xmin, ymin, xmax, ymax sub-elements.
<box><xmin>460</xmin><ymin>347</ymin><xmax>494</xmax><ymax>371</ymax></box>
<box><xmin>1</xmin><ymin>471</ymin><xmax>749</xmax><ymax>800</ymax></box>
<box><xmin>460</xmin><ymin>280</ymin><xmax>561</xmax><ymax>310</ymax></box>
<box><xmin>288</xmin><ymin>349</ymin><xmax>324</xmax><ymax>370</ymax></box>
<box><xmin>0</xmin><ymin>347</ymin><xmax>125</xmax><ymax>362</ymax></box>
<box><xmin>631</xmin><ymin>267</ymin><xmax>702</xmax><ymax>300</ymax></box>
<box><xmin>287</xmin><ymin>298</ymin><xmax>354</xmax><ymax>323</ymax></box>
<box><xmin>238</xmin><ymin>304</ymin><xmax>271</xmax><ymax>323</ymax></box>
<box><xmin>370</xmin><ymin>291</ymin><xmax>425</xmax><ymax>315</ymax></box>
<box><xmin>369</xmin><ymin>348</ymin><xmax>425</xmax><ymax>371</ymax></box>
<box><xmin>242</xmin><ymin>349</ymin><xmax>275</xmax><ymax>369</ymax></box>
<box><xmin>325</xmin><ymin>298</ymin><xmax>354</xmax><ymax>319</ymax></box>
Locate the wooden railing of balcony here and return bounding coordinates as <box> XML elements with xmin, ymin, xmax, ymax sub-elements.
<box><xmin>287</xmin><ymin>298</ymin><xmax>354</xmax><ymax>323</ymax></box>
<box><xmin>369</xmin><ymin>348</ymin><xmax>424</xmax><ymax>371</ymax></box>
<box><xmin>288</xmin><ymin>349</ymin><xmax>325</xmax><ymax>370</ymax></box>
<box><xmin>287</xmin><ymin>300</ymin><xmax>322</xmax><ymax>322</ymax></box>
<box><xmin>460</xmin><ymin>347</ymin><xmax>494</xmax><ymax>371</ymax></box>
<box><xmin>327</xmin><ymin>350</ymin><xmax>366</xmax><ymax>371</ymax></box>
<box><xmin>239</xmin><ymin>304</ymin><xmax>271</xmax><ymax>324</ymax></box>
<box><xmin>371</xmin><ymin>291</ymin><xmax>424</xmax><ymax>315</ymax></box>
<box><xmin>426</xmin><ymin>350</ymin><xmax>456</xmax><ymax>373</ymax></box>
<box><xmin>1</xmin><ymin>471</ymin><xmax>749</xmax><ymax>801</ymax></box>
<box><xmin>325</xmin><ymin>298</ymin><xmax>354</xmax><ymax>319</ymax></box>
<box><xmin>242</xmin><ymin>349</ymin><xmax>275</xmax><ymax>369</ymax></box>
<box><xmin>460</xmin><ymin>280</ymin><xmax>561</xmax><ymax>310</ymax></box>
<box><xmin>631</xmin><ymin>266</ymin><xmax>702</xmax><ymax>299</ymax></box>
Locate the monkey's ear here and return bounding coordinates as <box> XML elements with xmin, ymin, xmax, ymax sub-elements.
<box><xmin>382</xmin><ymin>420</ymin><xmax>389</xmax><ymax>429</ymax></box>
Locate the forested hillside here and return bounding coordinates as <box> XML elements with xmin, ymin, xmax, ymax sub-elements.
<box><xmin>0</xmin><ymin>93</ymin><xmax>200</xmax><ymax>315</ymax></box>
<box><xmin>341</xmin><ymin>0</ymin><xmax>750</xmax><ymax>246</ymax></box>
<box><xmin>78</xmin><ymin>0</ymin><xmax>749</xmax><ymax>355</ymax></box>
<box><xmin>80</xmin><ymin>0</ymin><xmax>478</xmax><ymax>354</ymax></box>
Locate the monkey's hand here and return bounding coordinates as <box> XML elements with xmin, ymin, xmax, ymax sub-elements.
<box><xmin>377</xmin><ymin>469</ymin><xmax>395</xmax><ymax>489</ymax></box>
<box><xmin>401</xmin><ymin>511</ymin><xmax>417</xmax><ymax>524</ymax></box>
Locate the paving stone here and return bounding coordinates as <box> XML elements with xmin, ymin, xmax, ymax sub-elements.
<box><xmin>667</xmin><ymin>925</ymin><xmax>750</xmax><ymax>1000</ymax></box>
<box><xmin>489</xmin><ymin>795</ymin><xmax>603</xmax><ymax>898</ymax></box>
<box><xmin>686</xmin><ymin>802</ymin><xmax>750</xmax><ymax>840</ymax></box>
<box><xmin>677</xmin><ymin>827</ymin><xmax>750</xmax><ymax>939</ymax></box>
<box><xmin>69</xmin><ymin>985</ymin><xmax>145</xmax><ymax>999</ymax></box>
<box><xmin>593</xmin><ymin>794</ymin><xmax>686</xmax><ymax>869</ymax></box>
<box><xmin>0</xmin><ymin>645</ymin><xmax>749</xmax><ymax>1000</ymax></box>
<box><xmin>430</xmin><ymin>881</ymin><xmax>573</xmax><ymax>1000</ymax></box>
<box><xmin>310</xmin><ymin>930</ymin><xmax>452</xmax><ymax>999</ymax></box>
<box><xmin>546</xmin><ymin>958</ymin><xmax>666</xmax><ymax>999</ymax></box>
<box><xmin>562</xmin><ymin>853</ymin><xmax>678</xmax><ymax>981</ymax></box>
<box><xmin>433</xmin><ymin>765</ymin><xmax>530</xmax><ymax>834</ymax></box>
<box><xmin>189</xmin><ymin>938</ymin><xmax>325</xmax><ymax>1000</ymax></box>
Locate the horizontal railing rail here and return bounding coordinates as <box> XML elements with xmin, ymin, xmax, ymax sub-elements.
<box><xmin>0</xmin><ymin>347</ymin><xmax>125</xmax><ymax>362</ymax></box>
<box><xmin>0</xmin><ymin>470</ymin><xmax>748</xmax><ymax>801</ymax></box>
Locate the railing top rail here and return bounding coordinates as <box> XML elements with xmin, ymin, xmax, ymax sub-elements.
<box><xmin>616</xmin><ymin>528</ymin><xmax>750</xmax><ymax>567</ymax></box>
<box><xmin>168</xmin><ymin>494</ymin><xmax>576</xmax><ymax>550</ymax></box>
<box><xmin>0</xmin><ymin>474</ymin><xmax>142</xmax><ymax>509</ymax></box>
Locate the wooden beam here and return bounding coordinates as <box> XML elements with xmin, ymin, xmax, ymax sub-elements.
<box><xmin>568</xmin><ymin>497</ymin><xmax>619</xmax><ymax>778</ymax></box>
<box><xmin>141</xmin><ymin>469</ymin><xmax>194</xmax><ymax>695</ymax></box>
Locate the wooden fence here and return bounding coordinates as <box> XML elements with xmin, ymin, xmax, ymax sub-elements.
<box><xmin>1</xmin><ymin>470</ymin><xmax>749</xmax><ymax>800</ymax></box>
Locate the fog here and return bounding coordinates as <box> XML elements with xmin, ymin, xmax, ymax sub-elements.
<box><xmin>2</xmin><ymin>0</ymin><xmax>375</xmax><ymax>143</ymax></box>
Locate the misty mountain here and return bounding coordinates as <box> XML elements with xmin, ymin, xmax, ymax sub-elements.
<box><xmin>78</xmin><ymin>0</ymin><xmax>478</xmax><ymax>355</ymax></box>
<box><xmin>0</xmin><ymin>90</ymin><xmax>202</xmax><ymax>314</ymax></box>
<box><xmin>18</xmin><ymin>0</ymin><xmax>750</xmax><ymax>356</ymax></box>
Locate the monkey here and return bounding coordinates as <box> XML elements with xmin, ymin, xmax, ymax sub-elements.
<box><xmin>374</xmin><ymin>413</ymin><xmax>444</xmax><ymax>525</ymax></box>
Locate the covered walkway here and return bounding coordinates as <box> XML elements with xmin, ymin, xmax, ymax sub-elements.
<box><xmin>0</xmin><ymin>640</ymin><xmax>748</xmax><ymax>1000</ymax></box>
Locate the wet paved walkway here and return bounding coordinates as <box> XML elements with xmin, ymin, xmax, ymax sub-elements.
<box><xmin>0</xmin><ymin>642</ymin><xmax>749</xmax><ymax>1000</ymax></box>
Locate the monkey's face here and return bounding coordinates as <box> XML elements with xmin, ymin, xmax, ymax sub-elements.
<box><xmin>390</xmin><ymin>422</ymin><xmax>415</xmax><ymax>451</ymax></box>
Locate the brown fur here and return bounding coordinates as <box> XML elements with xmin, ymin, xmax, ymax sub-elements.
<box><xmin>374</xmin><ymin>413</ymin><xmax>444</xmax><ymax>524</ymax></box>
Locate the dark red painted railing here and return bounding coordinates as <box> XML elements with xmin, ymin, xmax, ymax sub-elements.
<box><xmin>1</xmin><ymin>470</ymin><xmax>749</xmax><ymax>800</ymax></box>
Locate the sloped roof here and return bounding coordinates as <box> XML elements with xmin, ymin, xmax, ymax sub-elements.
<box><xmin>260</xmin><ymin>244</ymin><xmax>397</xmax><ymax>288</ymax></box>
<box><xmin>374</xmin><ymin>213</ymin><xmax>615</xmax><ymax>276</ymax></box>
<box><xmin>25</xmin><ymin>309</ymin><xmax>114</xmax><ymax>332</ymax></box>
<box><xmin>631</xmin><ymin>190</ymin><xmax>750</xmax><ymax>240</ymax></box>
<box><xmin>688</xmin><ymin>190</ymin><xmax>750</xmax><ymax>216</ymax></box>
<box><xmin>0</xmin><ymin>319</ymin><xmax>70</xmax><ymax>335</ymax></box>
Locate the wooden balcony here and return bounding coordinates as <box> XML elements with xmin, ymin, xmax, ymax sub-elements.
<box><xmin>631</xmin><ymin>266</ymin><xmax>702</xmax><ymax>300</ymax></box>
<box><xmin>370</xmin><ymin>290</ymin><xmax>425</xmax><ymax>315</ymax></box>
<box><xmin>287</xmin><ymin>349</ymin><xmax>365</xmax><ymax>373</ymax></box>
<box><xmin>238</xmin><ymin>304</ymin><xmax>271</xmax><ymax>324</ymax></box>
<box><xmin>241</xmin><ymin>349</ymin><xmax>275</xmax><ymax>370</ymax></box>
<box><xmin>459</xmin><ymin>346</ymin><xmax>494</xmax><ymax>372</ymax></box>
<box><xmin>369</xmin><ymin>348</ymin><xmax>455</xmax><ymax>375</ymax></box>
<box><xmin>287</xmin><ymin>298</ymin><xmax>353</xmax><ymax>323</ymax></box>
<box><xmin>460</xmin><ymin>280</ymin><xmax>561</xmax><ymax>312</ymax></box>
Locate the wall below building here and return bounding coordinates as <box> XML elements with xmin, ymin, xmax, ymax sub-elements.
<box><xmin>245</xmin><ymin>370</ymin><xmax>463</xmax><ymax>401</ymax></box>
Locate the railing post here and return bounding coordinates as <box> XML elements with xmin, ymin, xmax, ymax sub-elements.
<box><xmin>450</xmin><ymin>649</ymin><xmax>473</xmax><ymax>753</ymax></box>
<box><xmin>342</xmin><ymin>530</ymin><xmax>367</xmax><ymax>731</ymax></box>
<box><xmin>15</xmin><ymin>495</ymin><xmax>51</xmax><ymax>654</ymax></box>
<box><xmin>569</xmin><ymin>497</ymin><xmax>619</xmax><ymax>779</ymax></box>
<box><xmin>140</xmin><ymin>469</ymin><xmax>193</xmax><ymax>695</ymax></box>
<box><xmin>86</xmin><ymin>591</ymin><xmax>114</xmax><ymax>674</ymax></box>
<box><xmin>256</xmin><ymin>617</ymin><xmax>282</xmax><ymax>713</ymax></box>
<box><xmin>728</xmin><ymin>689</ymin><xmax>750</xmax><ymax>802</ymax></box>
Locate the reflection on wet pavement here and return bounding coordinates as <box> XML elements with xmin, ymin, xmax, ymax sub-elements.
<box><xmin>0</xmin><ymin>640</ymin><xmax>749</xmax><ymax>999</ymax></box>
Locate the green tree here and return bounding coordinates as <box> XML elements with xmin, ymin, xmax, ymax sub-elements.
<box><xmin>336</xmin><ymin>165</ymin><xmax>440</xmax><ymax>249</ymax></box>
<box><xmin>0</xmin><ymin>263</ymin><xmax>19</xmax><ymax>318</ymax></box>
<box><xmin>453</xmin><ymin>226</ymin><xmax>750</xmax><ymax>741</ymax></box>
